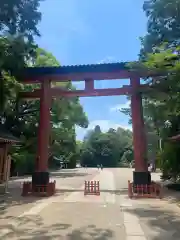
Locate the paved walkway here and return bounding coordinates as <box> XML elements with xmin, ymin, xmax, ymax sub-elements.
<box><xmin>0</xmin><ymin>168</ymin><xmax>180</xmax><ymax>239</ymax></box>
<box><xmin>125</xmin><ymin>198</ymin><xmax>180</xmax><ymax>240</ymax></box>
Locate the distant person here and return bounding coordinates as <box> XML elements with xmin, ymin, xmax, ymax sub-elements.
<box><xmin>148</xmin><ymin>163</ymin><xmax>152</xmax><ymax>172</ymax></box>
<box><xmin>100</xmin><ymin>164</ymin><xmax>103</xmax><ymax>170</ymax></box>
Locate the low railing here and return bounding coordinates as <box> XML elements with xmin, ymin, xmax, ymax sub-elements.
<box><xmin>21</xmin><ymin>180</ymin><xmax>56</xmax><ymax>197</ymax></box>
<box><xmin>128</xmin><ymin>180</ymin><xmax>163</xmax><ymax>199</ymax></box>
<box><xmin>84</xmin><ymin>180</ymin><xmax>100</xmax><ymax>196</ymax></box>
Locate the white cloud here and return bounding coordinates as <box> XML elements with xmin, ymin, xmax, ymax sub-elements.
<box><xmin>97</xmin><ymin>56</ymin><xmax>117</xmax><ymax>64</ymax></box>
<box><xmin>76</xmin><ymin>119</ymin><xmax>132</xmax><ymax>140</ymax></box>
<box><xmin>110</xmin><ymin>100</ymin><xmax>131</xmax><ymax>112</ymax></box>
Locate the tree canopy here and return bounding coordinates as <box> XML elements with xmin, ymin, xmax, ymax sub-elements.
<box><xmin>80</xmin><ymin>126</ymin><xmax>133</xmax><ymax>168</ymax></box>
<box><xmin>121</xmin><ymin>0</ymin><xmax>180</xmax><ymax>181</ymax></box>
<box><xmin>140</xmin><ymin>0</ymin><xmax>180</xmax><ymax>59</ymax></box>
<box><xmin>0</xmin><ymin>0</ymin><xmax>42</xmax><ymax>41</ymax></box>
<box><xmin>0</xmin><ymin>1</ymin><xmax>89</xmax><ymax>175</ymax></box>
<box><xmin>2</xmin><ymin>47</ymin><xmax>89</xmax><ymax>174</ymax></box>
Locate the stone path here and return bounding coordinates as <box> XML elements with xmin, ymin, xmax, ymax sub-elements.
<box><xmin>64</xmin><ymin>169</ymin><xmax>116</xmax><ymax>203</ymax></box>
<box><xmin>126</xmin><ymin>199</ymin><xmax>180</xmax><ymax>240</ymax></box>
<box><xmin>1</xmin><ymin>168</ymin><xmax>180</xmax><ymax>239</ymax></box>
<box><xmin>0</xmin><ymin>170</ymin><xmax>126</xmax><ymax>239</ymax></box>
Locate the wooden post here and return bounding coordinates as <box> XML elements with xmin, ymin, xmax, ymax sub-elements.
<box><xmin>2</xmin><ymin>144</ymin><xmax>8</xmax><ymax>182</ymax></box>
<box><xmin>130</xmin><ymin>77</ymin><xmax>151</xmax><ymax>186</ymax></box>
<box><xmin>6</xmin><ymin>154</ymin><xmax>11</xmax><ymax>181</ymax></box>
<box><xmin>130</xmin><ymin>77</ymin><xmax>147</xmax><ymax>172</ymax></box>
<box><xmin>37</xmin><ymin>80</ymin><xmax>51</xmax><ymax>172</ymax></box>
<box><xmin>32</xmin><ymin>80</ymin><xmax>51</xmax><ymax>188</ymax></box>
<box><xmin>85</xmin><ymin>78</ymin><xmax>94</xmax><ymax>91</ymax></box>
<box><xmin>0</xmin><ymin>147</ymin><xmax>4</xmax><ymax>182</ymax></box>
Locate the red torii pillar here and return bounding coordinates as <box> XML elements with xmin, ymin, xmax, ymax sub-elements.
<box><xmin>32</xmin><ymin>80</ymin><xmax>51</xmax><ymax>187</ymax></box>
<box><xmin>130</xmin><ymin>77</ymin><xmax>150</xmax><ymax>185</ymax></box>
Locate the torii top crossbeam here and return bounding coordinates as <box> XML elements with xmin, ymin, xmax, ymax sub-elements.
<box><xmin>20</xmin><ymin>62</ymin><xmax>158</xmax><ymax>83</ymax></box>
<box><xmin>19</xmin><ymin>62</ymin><xmax>159</xmax><ymax>98</ymax></box>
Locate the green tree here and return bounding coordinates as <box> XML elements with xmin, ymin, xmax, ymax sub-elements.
<box><xmin>140</xmin><ymin>0</ymin><xmax>180</xmax><ymax>59</ymax></box>
<box><xmin>0</xmin><ymin>1</ymin><xmax>43</xmax><ymax>111</ymax></box>
<box><xmin>80</xmin><ymin>126</ymin><xmax>133</xmax><ymax>167</ymax></box>
<box><xmin>0</xmin><ymin>0</ymin><xmax>43</xmax><ymax>41</ymax></box>
<box><xmin>0</xmin><ymin>2</ymin><xmax>87</xmax><ymax>174</ymax></box>
<box><xmin>3</xmin><ymin>48</ymin><xmax>88</xmax><ymax>174</ymax></box>
<box><xmin>128</xmin><ymin>0</ymin><xmax>180</xmax><ymax>180</ymax></box>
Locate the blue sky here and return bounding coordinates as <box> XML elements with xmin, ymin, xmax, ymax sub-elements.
<box><xmin>37</xmin><ymin>0</ymin><xmax>147</xmax><ymax>140</ymax></box>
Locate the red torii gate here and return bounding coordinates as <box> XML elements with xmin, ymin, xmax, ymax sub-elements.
<box><xmin>20</xmin><ymin>62</ymin><xmax>154</xmax><ymax>195</ymax></box>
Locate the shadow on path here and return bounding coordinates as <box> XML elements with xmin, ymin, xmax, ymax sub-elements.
<box><xmin>163</xmin><ymin>186</ymin><xmax>180</xmax><ymax>204</ymax></box>
<box><xmin>0</xmin><ymin>188</ymin><xmax>45</xmax><ymax>216</ymax></box>
<box><xmin>1</xmin><ymin>214</ymin><xmax>114</xmax><ymax>239</ymax></box>
<box><xmin>0</xmin><ymin>169</ymin><xmax>97</xmax><ymax>217</ymax></box>
<box><xmin>124</xmin><ymin>206</ymin><xmax>180</xmax><ymax>240</ymax></box>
